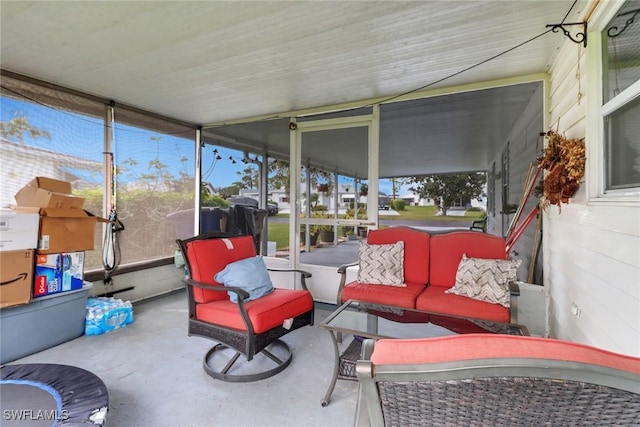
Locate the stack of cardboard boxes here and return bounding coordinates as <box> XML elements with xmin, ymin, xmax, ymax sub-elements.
<box><xmin>0</xmin><ymin>209</ymin><xmax>39</xmax><ymax>307</ymax></box>
<box><xmin>0</xmin><ymin>177</ymin><xmax>106</xmax><ymax>308</ymax></box>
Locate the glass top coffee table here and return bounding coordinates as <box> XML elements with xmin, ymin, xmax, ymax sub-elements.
<box><xmin>319</xmin><ymin>299</ymin><xmax>529</xmax><ymax>407</ymax></box>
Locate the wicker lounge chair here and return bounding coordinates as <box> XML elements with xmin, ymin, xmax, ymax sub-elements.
<box><xmin>177</xmin><ymin>232</ymin><xmax>314</xmax><ymax>382</ymax></box>
<box><xmin>355</xmin><ymin>334</ymin><xmax>640</xmax><ymax>426</ymax></box>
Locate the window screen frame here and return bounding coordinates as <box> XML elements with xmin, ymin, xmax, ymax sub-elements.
<box><xmin>585</xmin><ymin>0</ymin><xmax>640</xmax><ymax>204</ymax></box>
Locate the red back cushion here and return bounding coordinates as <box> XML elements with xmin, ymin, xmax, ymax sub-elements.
<box><xmin>185</xmin><ymin>235</ymin><xmax>257</xmax><ymax>303</ymax></box>
<box><xmin>429</xmin><ymin>231</ymin><xmax>507</xmax><ymax>288</ymax></box>
<box><xmin>367</xmin><ymin>227</ymin><xmax>430</xmax><ymax>285</ymax></box>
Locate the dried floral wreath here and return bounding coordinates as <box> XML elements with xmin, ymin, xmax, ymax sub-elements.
<box><xmin>536</xmin><ymin>130</ymin><xmax>586</xmax><ymax>209</ymax></box>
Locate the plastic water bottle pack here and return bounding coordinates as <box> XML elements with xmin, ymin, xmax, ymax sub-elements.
<box><xmin>85</xmin><ymin>297</ymin><xmax>134</xmax><ymax>336</ymax></box>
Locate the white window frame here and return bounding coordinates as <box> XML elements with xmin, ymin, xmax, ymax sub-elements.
<box><xmin>586</xmin><ymin>0</ymin><xmax>640</xmax><ymax>205</ymax></box>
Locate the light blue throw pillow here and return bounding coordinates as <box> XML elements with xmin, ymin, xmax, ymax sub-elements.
<box><xmin>214</xmin><ymin>256</ymin><xmax>274</xmax><ymax>303</ymax></box>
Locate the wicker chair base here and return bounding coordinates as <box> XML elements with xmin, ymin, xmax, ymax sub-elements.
<box><xmin>338</xmin><ymin>338</ymin><xmax>362</xmax><ymax>380</ymax></box>
<box><xmin>203</xmin><ymin>340</ymin><xmax>292</xmax><ymax>383</ymax></box>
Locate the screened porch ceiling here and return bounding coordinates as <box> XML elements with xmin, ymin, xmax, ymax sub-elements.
<box><xmin>0</xmin><ymin>1</ymin><xmax>589</xmax><ymax>178</ymax></box>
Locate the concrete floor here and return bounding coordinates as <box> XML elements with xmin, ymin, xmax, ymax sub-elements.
<box><xmin>300</xmin><ymin>240</ymin><xmax>360</xmax><ymax>267</ymax></box>
<box><xmin>9</xmin><ymin>292</ymin><xmax>359</xmax><ymax>427</ymax></box>
<box><xmin>5</xmin><ymin>221</ymin><xmax>486</xmax><ymax>427</ymax></box>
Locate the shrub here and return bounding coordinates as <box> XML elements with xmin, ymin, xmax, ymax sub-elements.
<box><xmin>340</xmin><ymin>226</ymin><xmax>354</xmax><ymax>236</ymax></box>
<box><xmin>301</xmin><ymin>212</ymin><xmax>333</xmax><ymax>235</ymax></box>
<box><xmin>202</xmin><ymin>194</ymin><xmax>230</xmax><ymax>208</ymax></box>
<box><xmin>390</xmin><ymin>199</ymin><xmax>406</xmax><ymax>211</ymax></box>
<box><xmin>313</xmin><ymin>212</ymin><xmax>334</xmax><ymax>233</ymax></box>
<box><xmin>348</xmin><ymin>202</ymin><xmax>367</xmax><ymax>210</ymax></box>
<box><xmin>345</xmin><ymin>208</ymin><xmax>367</xmax><ymax>218</ymax></box>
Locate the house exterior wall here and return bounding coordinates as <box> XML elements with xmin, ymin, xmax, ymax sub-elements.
<box><xmin>543</xmin><ymin>1</ymin><xmax>640</xmax><ymax>356</ymax></box>
<box><xmin>489</xmin><ymin>83</ymin><xmax>545</xmax><ymax>285</ymax></box>
<box><xmin>0</xmin><ymin>139</ymin><xmax>100</xmax><ymax>207</ymax></box>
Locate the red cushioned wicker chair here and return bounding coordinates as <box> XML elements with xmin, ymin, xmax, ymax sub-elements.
<box><xmin>355</xmin><ymin>335</ymin><xmax>640</xmax><ymax>426</ymax></box>
<box><xmin>176</xmin><ymin>232</ymin><xmax>314</xmax><ymax>382</ymax></box>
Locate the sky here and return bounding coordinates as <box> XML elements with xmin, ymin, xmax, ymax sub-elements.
<box><xmin>1</xmin><ymin>96</ymin><xmax>407</xmax><ymax>195</ymax></box>
<box><xmin>2</xmin><ymin>96</ymin><xmax>231</xmax><ymax>186</ymax></box>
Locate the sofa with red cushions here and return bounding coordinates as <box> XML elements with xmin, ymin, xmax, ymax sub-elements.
<box><xmin>336</xmin><ymin>227</ymin><xmax>521</xmax><ymax>324</ymax></box>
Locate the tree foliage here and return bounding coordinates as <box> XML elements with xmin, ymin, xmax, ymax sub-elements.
<box><xmin>236</xmin><ymin>166</ymin><xmax>259</xmax><ymax>189</ymax></box>
<box><xmin>268</xmin><ymin>159</ymin><xmax>334</xmax><ymax>195</ymax></box>
<box><xmin>390</xmin><ymin>177</ymin><xmax>408</xmax><ymax>199</ymax></box>
<box><xmin>0</xmin><ymin>111</ymin><xmax>51</xmax><ymax>144</ymax></box>
<box><xmin>216</xmin><ymin>184</ymin><xmax>242</xmax><ymax>199</ymax></box>
<box><xmin>268</xmin><ymin>159</ymin><xmax>291</xmax><ymax>193</ymax></box>
<box><xmin>408</xmin><ymin>172</ymin><xmax>486</xmax><ymax>216</ymax></box>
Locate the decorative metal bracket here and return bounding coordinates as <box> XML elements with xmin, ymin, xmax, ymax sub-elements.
<box><xmin>546</xmin><ymin>22</ymin><xmax>587</xmax><ymax>47</ymax></box>
<box><xmin>607</xmin><ymin>8</ymin><xmax>639</xmax><ymax>38</ymax></box>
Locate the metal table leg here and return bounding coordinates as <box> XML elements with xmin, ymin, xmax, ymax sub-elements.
<box><xmin>321</xmin><ymin>330</ymin><xmax>340</xmax><ymax>407</ymax></box>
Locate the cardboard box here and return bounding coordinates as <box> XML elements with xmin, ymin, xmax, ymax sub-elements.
<box><xmin>0</xmin><ymin>209</ymin><xmax>39</xmax><ymax>251</ymax></box>
<box><xmin>37</xmin><ymin>208</ymin><xmax>105</xmax><ymax>253</ymax></box>
<box><xmin>34</xmin><ymin>252</ymin><xmax>84</xmax><ymax>297</ymax></box>
<box><xmin>15</xmin><ymin>176</ymin><xmax>84</xmax><ymax>209</ymax></box>
<box><xmin>0</xmin><ymin>249</ymin><xmax>34</xmax><ymax>308</ymax></box>
<box><xmin>17</xmin><ymin>207</ymin><xmax>107</xmax><ymax>254</ymax></box>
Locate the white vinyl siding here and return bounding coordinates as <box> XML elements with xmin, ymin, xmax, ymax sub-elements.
<box><xmin>544</xmin><ymin>0</ymin><xmax>640</xmax><ymax>356</ymax></box>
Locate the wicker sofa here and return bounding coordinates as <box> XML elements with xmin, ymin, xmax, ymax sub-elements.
<box><xmin>337</xmin><ymin>227</ymin><xmax>520</xmax><ymax>323</ymax></box>
<box><xmin>355</xmin><ymin>335</ymin><xmax>640</xmax><ymax>426</ymax></box>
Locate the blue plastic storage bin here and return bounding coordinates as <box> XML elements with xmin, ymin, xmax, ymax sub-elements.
<box><xmin>0</xmin><ymin>282</ymin><xmax>92</xmax><ymax>364</ymax></box>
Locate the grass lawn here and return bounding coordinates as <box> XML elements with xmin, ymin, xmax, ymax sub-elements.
<box><xmin>381</xmin><ymin>205</ymin><xmax>485</xmax><ymax>221</ymax></box>
<box><xmin>267</xmin><ymin>206</ymin><xmax>485</xmax><ymax>250</ymax></box>
<box><xmin>266</xmin><ymin>222</ymin><xmax>289</xmax><ymax>250</ymax></box>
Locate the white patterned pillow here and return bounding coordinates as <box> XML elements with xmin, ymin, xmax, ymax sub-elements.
<box><xmin>357</xmin><ymin>241</ymin><xmax>405</xmax><ymax>286</ymax></box>
<box><xmin>445</xmin><ymin>254</ymin><xmax>522</xmax><ymax>307</ymax></box>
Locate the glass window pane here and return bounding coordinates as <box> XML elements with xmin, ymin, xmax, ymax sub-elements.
<box><xmin>267</xmin><ymin>158</ymin><xmax>290</xmax><ymax>253</ymax></box>
<box><xmin>200</xmin><ymin>144</ymin><xmax>260</xmax><ymax>235</ymax></box>
<box><xmin>1</xmin><ymin>93</ymin><xmax>105</xmax><ymax>270</ymax></box>
<box><xmin>604</xmin><ymin>1</ymin><xmax>640</xmax><ymax>102</ymax></box>
<box><xmin>606</xmin><ymin>95</ymin><xmax>640</xmax><ymax>190</ymax></box>
<box><xmin>113</xmin><ymin>121</ymin><xmax>195</xmax><ymax>264</ymax></box>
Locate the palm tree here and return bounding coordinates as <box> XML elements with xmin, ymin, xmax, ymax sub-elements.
<box><xmin>0</xmin><ymin>111</ymin><xmax>51</xmax><ymax>144</ymax></box>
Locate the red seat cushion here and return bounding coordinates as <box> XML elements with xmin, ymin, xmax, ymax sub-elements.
<box><xmin>185</xmin><ymin>235</ymin><xmax>257</xmax><ymax>303</ymax></box>
<box><xmin>341</xmin><ymin>281</ymin><xmax>425</xmax><ymax>309</ymax></box>
<box><xmin>429</xmin><ymin>231</ymin><xmax>507</xmax><ymax>287</ymax></box>
<box><xmin>195</xmin><ymin>288</ymin><xmax>313</xmax><ymax>333</ymax></box>
<box><xmin>367</xmin><ymin>227</ymin><xmax>430</xmax><ymax>285</ymax></box>
<box><xmin>416</xmin><ymin>286</ymin><xmax>509</xmax><ymax>323</ymax></box>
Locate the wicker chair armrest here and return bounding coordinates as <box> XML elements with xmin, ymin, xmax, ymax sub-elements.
<box><xmin>469</xmin><ymin>216</ymin><xmax>488</xmax><ymax>232</ymax></box>
<box><xmin>182</xmin><ymin>277</ymin><xmax>255</xmax><ymax>336</ymax></box>
<box><xmin>267</xmin><ymin>268</ymin><xmax>312</xmax><ymax>291</ymax></box>
<box><xmin>360</xmin><ymin>339</ymin><xmax>376</xmax><ymax>359</ymax></box>
<box><xmin>337</xmin><ymin>261</ymin><xmax>358</xmax><ymax>275</ymax></box>
<box><xmin>336</xmin><ymin>261</ymin><xmax>359</xmax><ymax>305</ymax></box>
<box><xmin>182</xmin><ymin>277</ymin><xmax>249</xmax><ymax>300</ymax></box>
